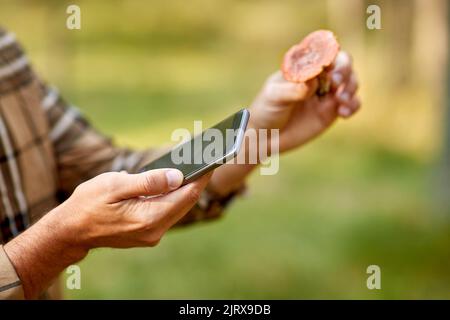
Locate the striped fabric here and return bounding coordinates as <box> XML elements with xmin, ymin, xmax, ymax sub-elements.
<box><xmin>0</xmin><ymin>27</ymin><xmax>239</xmax><ymax>299</ymax></box>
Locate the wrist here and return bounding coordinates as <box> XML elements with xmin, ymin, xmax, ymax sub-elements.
<box><xmin>4</xmin><ymin>206</ymin><xmax>88</xmax><ymax>299</ymax></box>
<box><xmin>53</xmin><ymin>200</ymin><xmax>92</xmax><ymax>252</ymax></box>
<box><xmin>43</xmin><ymin>204</ymin><xmax>90</xmax><ymax>259</ymax></box>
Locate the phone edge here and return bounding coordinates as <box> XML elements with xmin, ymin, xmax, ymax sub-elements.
<box><xmin>182</xmin><ymin>108</ymin><xmax>250</xmax><ymax>185</ymax></box>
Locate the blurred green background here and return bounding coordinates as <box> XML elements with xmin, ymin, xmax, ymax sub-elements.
<box><xmin>1</xmin><ymin>0</ymin><xmax>450</xmax><ymax>299</ymax></box>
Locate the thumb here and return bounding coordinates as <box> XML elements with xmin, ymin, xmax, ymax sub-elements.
<box><xmin>264</xmin><ymin>71</ymin><xmax>318</xmax><ymax>105</ymax></box>
<box><xmin>111</xmin><ymin>169</ymin><xmax>184</xmax><ymax>200</ymax></box>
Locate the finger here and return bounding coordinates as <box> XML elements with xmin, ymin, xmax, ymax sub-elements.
<box><xmin>334</xmin><ymin>51</ymin><xmax>353</xmax><ymax>72</ymax></box>
<box><xmin>110</xmin><ymin>169</ymin><xmax>184</xmax><ymax>201</ymax></box>
<box><xmin>338</xmin><ymin>96</ymin><xmax>361</xmax><ymax>118</ymax></box>
<box><xmin>330</xmin><ymin>51</ymin><xmax>353</xmax><ymax>90</ymax></box>
<box><xmin>335</xmin><ymin>83</ymin><xmax>351</xmax><ymax>106</ymax></box>
<box><xmin>269</xmin><ymin>70</ymin><xmax>319</xmax><ymax>92</ymax></box>
<box><xmin>309</xmin><ymin>94</ymin><xmax>339</xmax><ymax>127</ymax></box>
<box><xmin>266</xmin><ymin>70</ymin><xmax>285</xmax><ymax>84</ymax></box>
<box><xmin>264</xmin><ymin>71</ymin><xmax>318</xmax><ymax>104</ymax></box>
<box><xmin>161</xmin><ymin>173</ymin><xmax>211</xmax><ymax>210</ymax></box>
<box><xmin>264</xmin><ymin>79</ymin><xmax>315</xmax><ymax>104</ymax></box>
<box><xmin>147</xmin><ymin>173</ymin><xmax>212</xmax><ymax>224</ymax></box>
<box><xmin>165</xmin><ymin>173</ymin><xmax>213</xmax><ymax>226</ymax></box>
<box><xmin>304</xmin><ymin>78</ymin><xmax>319</xmax><ymax>99</ymax></box>
<box><xmin>344</xmin><ymin>73</ymin><xmax>358</xmax><ymax>96</ymax></box>
<box><xmin>335</xmin><ymin>74</ymin><xmax>358</xmax><ymax>106</ymax></box>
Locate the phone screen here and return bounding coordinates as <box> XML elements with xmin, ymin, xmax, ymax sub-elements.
<box><xmin>139</xmin><ymin>109</ymin><xmax>249</xmax><ymax>181</ymax></box>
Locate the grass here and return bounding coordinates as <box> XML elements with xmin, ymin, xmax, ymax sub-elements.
<box><xmin>1</xmin><ymin>0</ymin><xmax>449</xmax><ymax>299</ymax></box>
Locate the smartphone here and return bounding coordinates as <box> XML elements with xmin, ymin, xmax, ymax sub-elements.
<box><xmin>139</xmin><ymin>108</ymin><xmax>250</xmax><ymax>185</ymax></box>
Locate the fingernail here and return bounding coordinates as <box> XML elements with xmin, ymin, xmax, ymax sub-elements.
<box><xmin>339</xmin><ymin>106</ymin><xmax>351</xmax><ymax>117</ymax></box>
<box><xmin>339</xmin><ymin>92</ymin><xmax>350</xmax><ymax>102</ymax></box>
<box><xmin>166</xmin><ymin>170</ymin><xmax>183</xmax><ymax>189</ymax></box>
<box><xmin>335</xmin><ymin>51</ymin><xmax>350</xmax><ymax>68</ymax></box>
<box><xmin>331</xmin><ymin>73</ymin><xmax>343</xmax><ymax>86</ymax></box>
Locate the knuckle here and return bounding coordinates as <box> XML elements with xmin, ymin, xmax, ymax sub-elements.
<box><xmin>264</xmin><ymin>81</ymin><xmax>281</xmax><ymax>96</ymax></box>
<box><xmin>147</xmin><ymin>238</ymin><xmax>161</xmax><ymax>247</ymax></box>
<box><xmin>137</xmin><ymin>218</ymin><xmax>154</xmax><ymax>233</ymax></box>
<box><xmin>142</xmin><ymin>174</ymin><xmax>156</xmax><ymax>193</ymax></box>
<box><xmin>142</xmin><ymin>173</ymin><xmax>165</xmax><ymax>194</ymax></box>
<box><xmin>266</xmin><ymin>72</ymin><xmax>279</xmax><ymax>84</ymax></box>
<box><xmin>98</xmin><ymin>171</ymin><xmax>117</xmax><ymax>181</ymax></box>
<box><xmin>135</xmin><ymin>209</ymin><xmax>158</xmax><ymax>231</ymax></box>
<box><xmin>135</xmin><ymin>205</ymin><xmax>167</xmax><ymax>232</ymax></box>
<box><xmin>144</xmin><ymin>232</ymin><xmax>164</xmax><ymax>247</ymax></box>
<box><xmin>103</xmin><ymin>172</ymin><xmax>122</xmax><ymax>193</ymax></box>
<box><xmin>74</xmin><ymin>181</ymin><xmax>88</xmax><ymax>194</ymax></box>
<box><xmin>76</xmin><ymin>172</ymin><xmax>118</xmax><ymax>194</ymax></box>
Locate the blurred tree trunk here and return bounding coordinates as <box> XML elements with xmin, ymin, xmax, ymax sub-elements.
<box><xmin>442</xmin><ymin>2</ymin><xmax>450</xmax><ymax>213</ymax></box>
<box><xmin>45</xmin><ymin>2</ymin><xmax>77</xmax><ymax>90</ymax></box>
<box><xmin>326</xmin><ymin>0</ymin><xmax>365</xmax><ymax>58</ymax></box>
<box><xmin>384</xmin><ymin>0</ymin><xmax>415</xmax><ymax>89</ymax></box>
<box><xmin>412</xmin><ymin>0</ymin><xmax>447</xmax><ymax>95</ymax></box>
<box><xmin>410</xmin><ymin>0</ymin><xmax>449</xmax><ymax>213</ymax></box>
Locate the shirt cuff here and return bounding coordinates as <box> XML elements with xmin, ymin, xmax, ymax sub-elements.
<box><xmin>0</xmin><ymin>245</ymin><xmax>24</xmax><ymax>299</ymax></box>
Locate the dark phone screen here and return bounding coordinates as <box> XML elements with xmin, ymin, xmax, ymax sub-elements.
<box><xmin>140</xmin><ymin>110</ymin><xmax>246</xmax><ymax>178</ymax></box>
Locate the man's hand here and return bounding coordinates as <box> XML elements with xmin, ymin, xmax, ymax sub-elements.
<box><xmin>4</xmin><ymin>169</ymin><xmax>210</xmax><ymax>299</ymax></box>
<box><xmin>208</xmin><ymin>51</ymin><xmax>359</xmax><ymax>196</ymax></box>
<box><xmin>249</xmin><ymin>51</ymin><xmax>360</xmax><ymax>152</ymax></box>
<box><xmin>63</xmin><ymin>169</ymin><xmax>210</xmax><ymax>249</ymax></box>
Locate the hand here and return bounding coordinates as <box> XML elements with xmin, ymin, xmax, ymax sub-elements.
<box><xmin>63</xmin><ymin>169</ymin><xmax>211</xmax><ymax>249</ymax></box>
<box><xmin>248</xmin><ymin>51</ymin><xmax>360</xmax><ymax>153</ymax></box>
<box><xmin>208</xmin><ymin>51</ymin><xmax>359</xmax><ymax>196</ymax></box>
<box><xmin>5</xmin><ymin>169</ymin><xmax>211</xmax><ymax>298</ymax></box>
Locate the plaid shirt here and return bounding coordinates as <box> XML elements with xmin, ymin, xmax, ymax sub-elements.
<box><xmin>0</xmin><ymin>28</ymin><xmax>240</xmax><ymax>299</ymax></box>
